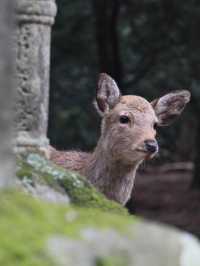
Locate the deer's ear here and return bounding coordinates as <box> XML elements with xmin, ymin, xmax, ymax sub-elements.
<box><xmin>95</xmin><ymin>73</ymin><xmax>121</xmax><ymax>116</ymax></box>
<box><xmin>151</xmin><ymin>90</ymin><xmax>191</xmax><ymax>126</ymax></box>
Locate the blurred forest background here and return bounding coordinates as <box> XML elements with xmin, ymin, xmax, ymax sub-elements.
<box><xmin>48</xmin><ymin>0</ymin><xmax>200</xmax><ymax>187</ymax></box>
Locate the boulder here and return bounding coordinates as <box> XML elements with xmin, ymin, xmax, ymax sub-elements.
<box><xmin>1</xmin><ymin>152</ymin><xmax>199</xmax><ymax>266</ymax></box>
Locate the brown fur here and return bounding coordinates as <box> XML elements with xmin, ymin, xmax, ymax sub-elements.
<box><xmin>50</xmin><ymin>74</ymin><xmax>190</xmax><ymax>205</ymax></box>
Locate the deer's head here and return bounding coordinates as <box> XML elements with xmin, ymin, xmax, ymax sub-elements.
<box><xmin>95</xmin><ymin>73</ymin><xmax>191</xmax><ymax>165</ymax></box>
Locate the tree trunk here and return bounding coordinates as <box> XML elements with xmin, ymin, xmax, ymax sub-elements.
<box><xmin>92</xmin><ymin>0</ymin><xmax>123</xmax><ymax>86</ymax></box>
<box><xmin>192</xmin><ymin>113</ymin><xmax>200</xmax><ymax>188</ymax></box>
<box><xmin>189</xmin><ymin>11</ymin><xmax>200</xmax><ymax>188</ymax></box>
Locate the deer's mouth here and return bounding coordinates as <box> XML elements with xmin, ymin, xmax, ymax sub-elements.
<box><xmin>135</xmin><ymin>147</ymin><xmax>158</xmax><ymax>159</ymax></box>
<box><xmin>135</xmin><ymin>148</ymin><xmax>148</xmax><ymax>153</ymax></box>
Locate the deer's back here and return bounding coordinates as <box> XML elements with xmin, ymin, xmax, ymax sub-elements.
<box><xmin>50</xmin><ymin>146</ymin><xmax>91</xmax><ymax>175</ymax></box>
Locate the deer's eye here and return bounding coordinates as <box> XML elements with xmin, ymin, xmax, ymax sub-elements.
<box><xmin>119</xmin><ymin>115</ymin><xmax>130</xmax><ymax>124</ymax></box>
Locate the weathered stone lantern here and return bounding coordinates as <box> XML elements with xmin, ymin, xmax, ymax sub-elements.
<box><xmin>15</xmin><ymin>0</ymin><xmax>57</xmax><ymax>153</ymax></box>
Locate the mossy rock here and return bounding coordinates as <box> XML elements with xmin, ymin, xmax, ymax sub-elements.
<box><xmin>17</xmin><ymin>153</ymin><xmax>126</xmax><ymax>214</ymax></box>
<box><xmin>0</xmin><ymin>190</ymin><xmax>134</xmax><ymax>266</ymax></box>
<box><xmin>1</xmin><ymin>190</ymin><xmax>200</xmax><ymax>266</ymax></box>
<box><xmin>4</xmin><ymin>152</ymin><xmax>199</xmax><ymax>266</ymax></box>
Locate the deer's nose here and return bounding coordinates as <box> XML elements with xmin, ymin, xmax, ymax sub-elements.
<box><xmin>144</xmin><ymin>139</ymin><xmax>158</xmax><ymax>154</ymax></box>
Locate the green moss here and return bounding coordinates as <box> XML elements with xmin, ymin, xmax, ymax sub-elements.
<box><xmin>17</xmin><ymin>153</ymin><xmax>126</xmax><ymax>214</ymax></box>
<box><xmin>96</xmin><ymin>255</ymin><xmax>129</xmax><ymax>266</ymax></box>
<box><xmin>12</xmin><ymin>153</ymin><xmax>136</xmax><ymax>265</ymax></box>
<box><xmin>17</xmin><ymin>160</ymin><xmax>34</xmax><ymax>181</ymax></box>
<box><xmin>0</xmin><ymin>190</ymin><xmax>136</xmax><ymax>266</ymax></box>
<box><xmin>58</xmin><ymin>173</ymin><xmax>126</xmax><ymax>213</ymax></box>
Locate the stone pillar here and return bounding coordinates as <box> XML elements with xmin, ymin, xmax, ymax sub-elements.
<box><xmin>15</xmin><ymin>0</ymin><xmax>57</xmax><ymax>152</ymax></box>
<box><xmin>0</xmin><ymin>0</ymin><xmax>15</xmax><ymax>187</ymax></box>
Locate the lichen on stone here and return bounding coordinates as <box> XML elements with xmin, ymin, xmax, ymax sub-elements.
<box><xmin>17</xmin><ymin>153</ymin><xmax>126</xmax><ymax>214</ymax></box>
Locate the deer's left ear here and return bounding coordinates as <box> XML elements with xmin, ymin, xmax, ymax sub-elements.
<box><xmin>151</xmin><ymin>90</ymin><xmax>191</xmax><ymax>126</ymax></box>
<box><xmin>95</xmin><ymin>73</ymin><xmax>121</xmax><ymax>116</ymax></box>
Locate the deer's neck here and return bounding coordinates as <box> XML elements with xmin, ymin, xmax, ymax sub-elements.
<box><xmin>84</xmin><ymin>140</ymin><xmax>141</xmax><ymax>205</ymax></box>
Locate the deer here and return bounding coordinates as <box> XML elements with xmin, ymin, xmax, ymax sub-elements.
<box><xmin>50</xmin><ymin>73</ymin><xmax>191</xmax><ymax>205</ymax></box>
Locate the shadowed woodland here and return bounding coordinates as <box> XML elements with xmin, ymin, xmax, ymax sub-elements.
<box><xmin>49</xmin><ymin>0</ymin><xmax>200</xmax><ymax>237</ymax></box>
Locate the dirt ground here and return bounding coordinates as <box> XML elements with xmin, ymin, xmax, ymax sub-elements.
<box><xmin>127</xmin><ymin>167</ymin><xmax>200</xmax><ymax>238</ymax></box>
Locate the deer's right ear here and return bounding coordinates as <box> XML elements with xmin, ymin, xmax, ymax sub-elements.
<box><xmin>151</xmin><ymin>90</ymin><xmax>191</xmax><ymax>126</ymax></box>
<box><xmin>94</xmin><ymin>73</ymin><xmax>121</xmax><ymax>116</ymax></box>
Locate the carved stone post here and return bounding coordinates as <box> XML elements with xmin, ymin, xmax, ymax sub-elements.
<box><xmin>15</xmin><ymin>0</ymin><xmax>57</xmax><ymax>152</ymax></box>
<box><xmin>0</xmin><ymin>0</ymin><xmax>15</xmax><ymax>187</ymax></box>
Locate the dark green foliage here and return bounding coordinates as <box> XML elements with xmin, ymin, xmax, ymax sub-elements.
<box><xmin>49</xmin><ymin>0</ymin><xmax>99</xmax><ymax>151</ymax></box>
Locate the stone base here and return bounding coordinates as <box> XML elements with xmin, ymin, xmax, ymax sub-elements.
<box><xmin>14</xmin><ymin>131</ymin><xmax>50</xmax><ymax>158</ymax></box>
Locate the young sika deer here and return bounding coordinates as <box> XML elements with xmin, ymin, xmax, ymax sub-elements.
<box><xmin>50</xmin><ymin>73</ymin><xmax>190</xmax><ymax>205</ymax></box>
